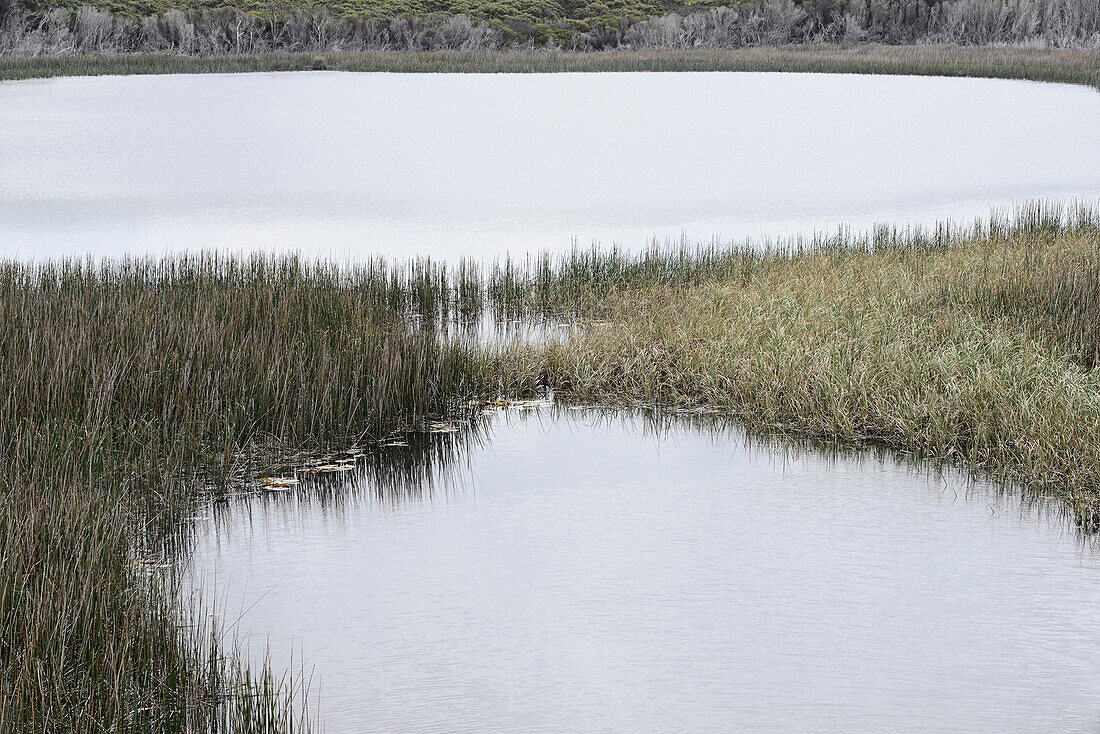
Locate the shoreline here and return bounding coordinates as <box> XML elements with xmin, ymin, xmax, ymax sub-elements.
<box><xmin>2</xmin><ymin>45</ymin><xmax>1099</xmax><ymax>89</ymax></box>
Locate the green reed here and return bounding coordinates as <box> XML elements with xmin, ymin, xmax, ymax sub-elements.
<box><xmin>0</xmin><ymin>253</ymin><xmax>491</xmax><ymax>731</ymax></box>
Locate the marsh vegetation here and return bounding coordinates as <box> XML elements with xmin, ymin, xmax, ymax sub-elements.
<box><xmin>3</xmin><ymin>43</ymin><xmax>1100</xmax><ymax>89</ymax></box>
<box><xmin>2</xmin><ymin>203</ymin><xmax>1100</xmax><ymax>729</ymax></box>
<box><xmin>0</xmin><ymin>257</ymin><xmax>484</xmax><ymax>731</ymax></box>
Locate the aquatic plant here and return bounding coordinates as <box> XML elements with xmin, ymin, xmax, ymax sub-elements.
<box><xmin>0</xmin><ymin>254</ymin><xmax>488</xmax><ymax>731</ymax></box>
<box><xmin>484</xmin><ymin>203</ymin><xmax>1100</xmax><ymax>524</ymax></box>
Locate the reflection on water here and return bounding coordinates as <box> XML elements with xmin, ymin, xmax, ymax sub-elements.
<box><xmin>188</xmin><ymin>408</ymin><xmax>1100</xmax><ymax>733</ymax></box>
<box><xmin>4</xmin><ymin>72</ymin><xmax>1100</xmax><ymax>260</ymax></box>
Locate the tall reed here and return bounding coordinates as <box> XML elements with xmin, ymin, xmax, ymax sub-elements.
<box><xmin>0</xmin><ymin>254</ymin><xmax>488</xmax><ymax>731</ymax></box>
<box><xmin>2</xmin><ymin>45</ymin><xmax>1098</xmax><ymax>92</ymax></box>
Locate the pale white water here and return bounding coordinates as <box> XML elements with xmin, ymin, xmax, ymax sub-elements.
<box><xmin>2</xmin><ymin>71</ymin><xmax>1099</xmax><ymax>260</ymax></box>
<box><xmin>190</xmin><ymin>410</ymin><xmax>1100</xmax><ymax>732</ymax></box>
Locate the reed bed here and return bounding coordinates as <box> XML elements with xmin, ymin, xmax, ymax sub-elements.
<box><xmin>0</xmin><ymin>254</ymin><xmax>491</xmax><ymax>731</ymax></box>
<box><xmin>0</xmin><ymin>45</ymin><xmax>1098</xmax><ymax>90</ymax></box>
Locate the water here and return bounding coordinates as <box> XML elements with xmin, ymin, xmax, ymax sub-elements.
<box><xmin>3</xmin><ymin>72</ymin><xmax>1100</xmax><ymax>260</ymax></box>
<box><xmin>189</xmin><ymin>409</ymin><xmax>1100</xmax><ymax>732</ymax></box>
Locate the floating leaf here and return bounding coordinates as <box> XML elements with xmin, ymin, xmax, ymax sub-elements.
<box><xmin>509</xmin><ymin>398</ymin><xmax>553</xmax><ymax>409</ymax></box>
<box><xmin>259</xmin><ymin>476</ymin><xmax>299</xmax><ymax>486</ymax></box>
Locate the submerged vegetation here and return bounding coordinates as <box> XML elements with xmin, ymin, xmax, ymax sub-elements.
<box><xmin>2</xmin><ymin>204</ymin><xmax>1100</xmax><ymax>729</ymax></box>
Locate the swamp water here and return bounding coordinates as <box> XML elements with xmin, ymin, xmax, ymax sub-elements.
<box><xmin>188</xmin><ymin>409</ymin><xmax>1100</xmax><ymax>733</ymax></box>
<box><xmin>3</xmin><ymin>72</ymin><xmax>1100</xmax><ymax>260</ymax></box>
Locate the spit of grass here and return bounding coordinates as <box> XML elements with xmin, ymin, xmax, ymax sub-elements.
<box><xmin>487</xmin><ymin>204</ymin><xmax>1100</xmax><ymax>523</ymax></box>
<box><xmin>1</xmin><ymin>45</ymin><xmax>1098</xmax><ymax>90</ymax></box>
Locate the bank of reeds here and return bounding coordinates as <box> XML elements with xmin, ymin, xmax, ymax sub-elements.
<box><xmin>0</xmin><ymin>255</ymin><xmax>490</xmax><ymax>731</ymax></box>
<box><xmin>4</xmin><ymin>205</ymin><xmax>1100</xmax><ymax>729</ymax></box>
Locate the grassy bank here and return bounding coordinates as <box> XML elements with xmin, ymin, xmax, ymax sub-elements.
<box><xmin>0</xmin><ymin>45</ymin><xmax>1098</xmax><ymax>89</ymax></box>
<box><xmin>486</xmin><ymin>205</ymin><xmax>1100</xmax><ymax>523</ymax></box>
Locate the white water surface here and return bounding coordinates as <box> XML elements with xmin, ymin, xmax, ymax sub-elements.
<box><xmin>190</xmin><ymin>410</ymin><xmax>1100</xmax><ymax>733</ymax></box>
<box><xmin>2</xmin><ymin>71</ymin><xmax>1099</xmax><ymax>260</ymax></box>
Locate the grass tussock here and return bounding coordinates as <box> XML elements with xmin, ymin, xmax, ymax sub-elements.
<box><xmin>0</xmin><ymin>45</ymin><xmax>1097</xmax><ymax>90</ymax></box>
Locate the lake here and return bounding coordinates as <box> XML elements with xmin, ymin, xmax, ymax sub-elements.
<box><xmin>188</xmin><ymin>408</ymin><xmax>1100</xmax><ymax>732</ymax></box>
<box><xmin>2</xmin><ymin>71</ymin><xmax>1099</xmax><ymax>260</ymax></box>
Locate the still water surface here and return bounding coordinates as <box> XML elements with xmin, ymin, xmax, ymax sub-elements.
<box><xmin>189</xmin><ymin>410</ymin><xmax>1100</xmax><ymax>732</ymax></box>
<box><xmin>3</xmin><ymin>72</ymin><xmax>1100</xmax><ymax>260</ymax></box>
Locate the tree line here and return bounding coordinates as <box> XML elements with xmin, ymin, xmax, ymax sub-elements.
<box><xmin>0</xmin><ymin>0</ymin><xmax>1097</xmax><ymax>55</ymax></box>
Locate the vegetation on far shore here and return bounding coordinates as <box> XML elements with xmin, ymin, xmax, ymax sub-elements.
<box><xmin>1</xmin><ymin>44</ymin><xmax>1099</xmax><ymax>88</ymax></box>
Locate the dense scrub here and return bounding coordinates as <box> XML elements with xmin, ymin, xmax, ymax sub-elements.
<box><xmin>1</xmin><ymin>0</ymin><xmax>1098</xmax><ymax>54</ymax></box>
